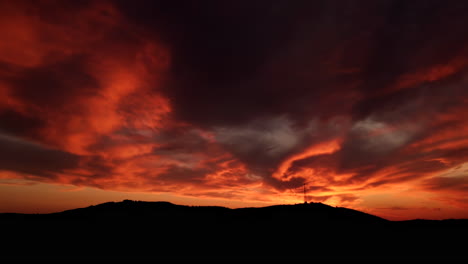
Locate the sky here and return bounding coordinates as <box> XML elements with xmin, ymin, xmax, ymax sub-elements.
<box><xmin>1</xmin><ymin>0</ymin><xmax>468</xmax><ymax>221</ymax></box>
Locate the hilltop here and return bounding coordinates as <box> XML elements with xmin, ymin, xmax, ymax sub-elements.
<box><xmin>1</xmin><ymin>200</ymin><xmax>467</xmax><ymax>261</ymax></box>
<box><xmin>49</xmin><ymin>200</ymin><xmax>388</xmax><ymax>222</ymax></box>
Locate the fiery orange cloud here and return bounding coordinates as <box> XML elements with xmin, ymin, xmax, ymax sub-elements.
<box><xmin>1</xmin><ymin>0</ymin><xmax>468</xmax><ymax>221</ymax></box>
<box><xmin>0</xmin><ymin>1</ymin><xmax>174</xmax><ymax>186</ymax></box>
<box><xmin>273</xmin><ymin>139</ymin><xmax>341</xmax><ymax>182</ymax></box>
<box><xmin>0</xmin><ymin>0</ymin><xmax>171</xmax><ymax>149</ymax></box>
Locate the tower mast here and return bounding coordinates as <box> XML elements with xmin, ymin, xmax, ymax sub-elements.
<box><xmin>303</xmin><ymin>183</ymin><xmax>307</xmax><ymax>204</ymax></box>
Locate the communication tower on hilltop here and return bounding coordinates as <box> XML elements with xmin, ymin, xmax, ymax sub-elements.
<box><xmin>303</xmin><ymin>183</ymin><xmax>307</xmax><ymax>204</ymax></box>
<box><xmin>288</xmin><ymin>181</ymin><xmax>310</xmax><ymax>204</ymax></box>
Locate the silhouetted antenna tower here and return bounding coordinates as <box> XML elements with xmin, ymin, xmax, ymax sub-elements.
<box><xmin>303</xmin><ymin>183</ymin><xmax>307</xmax><ymax>204</ymax></box>
<box><xmin>288</xmin><ymin>181</ymin><xmax>310</xmax><ymax>204</ymax></box>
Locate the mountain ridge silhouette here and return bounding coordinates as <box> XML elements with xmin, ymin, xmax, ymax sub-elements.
<box><xmin>2</xmin><ymin>199</ymin><xmax>466</xmax><ymax>222</ymax></box>
<box><xmin>2</xmin><ymin>200</ymin><xmax>467</xmax><ymax>261</ymax></box>
<box><xmin>50</xmin><ymin>199</ymin><xmax>389</xmax><ymax>222</ymax></box>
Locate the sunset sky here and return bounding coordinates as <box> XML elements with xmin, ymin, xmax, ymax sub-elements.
<box><xmin>1</xmin><ymin>0</ymin><xmax>468</xmax><ymax>221</ymax></box>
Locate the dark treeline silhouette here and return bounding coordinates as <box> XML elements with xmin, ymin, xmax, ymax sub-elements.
<box><xmin>2</xmin><ymin>200</ymin><xmax>467</xmax><ymax>261</ymax></box>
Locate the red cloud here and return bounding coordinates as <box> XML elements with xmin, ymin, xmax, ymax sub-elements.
<box><xmin>1</xmin><ymin>0</ymin><xmax>468</xmax><ymax>220</ymax></box>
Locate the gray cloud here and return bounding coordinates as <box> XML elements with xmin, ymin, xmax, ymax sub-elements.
<box><xmin>0</xmin><ymin>133</ymin><xmax>80</xmax><ymax>177</ymax></box>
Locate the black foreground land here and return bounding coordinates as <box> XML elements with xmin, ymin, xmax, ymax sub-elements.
<box><xmin>2</xmin><ymin>200</ymin><xmax>467</xmax><ymax>261</ymax></box>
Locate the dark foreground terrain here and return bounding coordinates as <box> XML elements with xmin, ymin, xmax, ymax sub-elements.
<box><xmin>1</xmin><ymin>200</ymin><xmax>467</xmax><ymax>261</ymax></box>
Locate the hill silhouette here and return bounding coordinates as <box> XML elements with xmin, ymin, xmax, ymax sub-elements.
<box><xmin>1</xmin><ymin>200</ymin><xmax>467</xmax><ymax>261</ymax></box>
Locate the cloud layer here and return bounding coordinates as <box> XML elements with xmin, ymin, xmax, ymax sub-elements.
<box><xmin>1</xmin><ymin>0</ymin><xmax>468</xmax><ymax>219</ymax></box>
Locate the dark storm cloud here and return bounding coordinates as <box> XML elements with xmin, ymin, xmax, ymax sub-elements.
<box><xmin>114</xmin><ymin>0</ymin><xmax>387</xmax><ymax>127</ymax></box>
<box><xmin>356</xmin><ymin>0</ymin><xmax>468</xmax><ymax>94</ymax></box>
<box><xmin>9</xmin><ymin>56</ymin><xmax>99</xmax><ymax>109</ymax></box>
<box><xmin>115</xmin><ymin>0</ymin><xmax>468</xmax><ymax>128</ymax></box>
<box><xmin>112</xmin><ymin>0</ymin><xmax>468</xmax><ymax>189</ymax></box>
<box><xmin>0</xmin><ymin>110</ymin><xmax>46</xmax><ymax>139</ymax></box>
<box><xmin>353</xmin><ymin>70</ymin><xmax>468</xmax><ymax>124</ymax></box>
<box><xmin>0</xmin><ymin>134</ymin><xmax>80</xmax><ymax>177</ymax></box>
